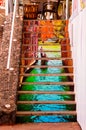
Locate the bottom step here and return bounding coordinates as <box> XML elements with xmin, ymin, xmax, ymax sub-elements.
<box><xmin>0</xmin><ymin>123</ymin><xmax>81</xmax><ymax>130</ymax></box>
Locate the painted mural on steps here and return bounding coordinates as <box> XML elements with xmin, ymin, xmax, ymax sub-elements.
<box><xmin>17</xmin><ymin>20</ymin><xmax>76</xmax><ymax>123</ymax></box>
<box><xmin>22</xmin><ymin>20</ymin><xmax>66</xmax><ymax>66</ymax></box>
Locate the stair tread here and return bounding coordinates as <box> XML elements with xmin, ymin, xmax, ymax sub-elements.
<box><xmin>17</xmin><ymin>100</ymin><xmax>76</xmax><ymax>104</ymax></box>
<box><xmin>20</xmin><ymin>73</ymin><xmax>73</xmax><ymax>76</ymax></box>
<box><xmin>22</xmin><ymin>44</ymin><xmax>70</xmax><ymax>47</ymax></box>
<box><xmin>20</xmin><ymin>82</ymin><xmax>74</xmax><ymax>85</ymax></box>
<box><xmin>21</xmin><ymin>50</ymin><xmax>71</xmax><ymax>53</ymax></box>
<box><xmin>18</xmin><ymin>91</ymin><xmax>75</xmax><ymax>95</ymax></box>
<box><xmin>21</xmin><ymin>57</ymin><xmax>72</xmax><ymax>60</ymax></box>
<box><xmin>23</xmin><ymin>31</ymin><xmax>67</xmax><ymax>34</ymax></box>
<box><xmin>16</xmin><ymin>111</ymin><xmax>76</xmax><ymax>116</ymax></box>
<box><xmin>23</xmin><ymin>37</ymin><xmax>69</xmax><ymax>41</ymax></box>
<box><xmin>23</xmin><ymin>23</ymin><xmax>66</xmax><ymax>27</ymax></box>
<box><xmin>22</xmin><ymin>43</ymin><xmax>70</xmax><ymax>46</ymax></box>
<box><xmin>20</xmin><ymin>65</ymin><xmax>73</xmax><ymax>69</ymax></box>
<box><xmin>38</xmin><ymin>44</ymin><xmax>70</xmax><ymax>46</ymax></box>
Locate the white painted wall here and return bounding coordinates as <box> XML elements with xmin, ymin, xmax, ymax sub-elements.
<box><xmin>69</xmin><ymin>8</ymin><xmax>86</xmax><ymax>130</ymax></box>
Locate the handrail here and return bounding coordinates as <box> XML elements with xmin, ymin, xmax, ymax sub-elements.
<box><xmin>7</xmin><ymin>0</ymin><xmax>17</xmax><ymax>70</ymax></box>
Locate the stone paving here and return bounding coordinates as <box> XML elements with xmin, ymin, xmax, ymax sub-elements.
<box><xmin>0</xmin><ymin>122</ymin><xmax>82</xmax><ymax>130</ymax></box>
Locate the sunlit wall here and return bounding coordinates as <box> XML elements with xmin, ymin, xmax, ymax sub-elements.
<box><xmin>69</xmin><ymin>1</ymin><xmax>86</xmax><ymax>129</ymax></box>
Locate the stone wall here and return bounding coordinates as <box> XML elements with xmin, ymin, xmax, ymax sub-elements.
<box><xmin>0</xmin><ymin>25</ymin><xmax>3</xmax><ymax>54</ymax></box>
<box><xmin>0</xmin><ymin>14</ymin><xmax>23</xmax><ymax>124</ymax></box>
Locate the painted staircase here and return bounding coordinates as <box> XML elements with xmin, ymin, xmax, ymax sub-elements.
<box><xmin>16</xmin><ymin>20</ymin><xmax>76</xmax><ymax>123</ymax></box>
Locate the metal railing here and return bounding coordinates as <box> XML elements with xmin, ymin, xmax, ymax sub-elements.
<box><xmin>6</xmin><ymin>0</ymin><xmax>17</xmax><ymax>70</ymax></box>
